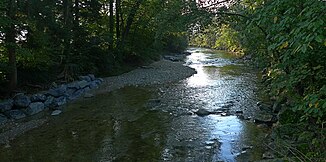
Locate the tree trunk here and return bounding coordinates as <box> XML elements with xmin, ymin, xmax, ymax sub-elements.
<box><xmin>109</xmin><ymin>0</ymin><xmax>114</xmax><ymax>48</ymax></box>
<box><xmin>116</xmin><ymin>0</ymin><xmax>121</xmax><ymax>40</ymax></box>
<box><xmin>7</xmin><ymin>0</ymin><xmax>17</xmax><ymax>91</ymax></box>
<box><xmin>121</xmin><ymin>0</ymin><xmax>143</xmax><ymax>47</ymax></box>
<box><xmin>63</xmin><ymin>0</ymin><xmax>72</xmax><ymax>57</ymax></box>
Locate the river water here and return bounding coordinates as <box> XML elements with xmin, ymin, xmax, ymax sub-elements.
<box><xmin>0</xmin><ymin>48</ymin><xmax>268</xmax><ymax>162</ymax></box>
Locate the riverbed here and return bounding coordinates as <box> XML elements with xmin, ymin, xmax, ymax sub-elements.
<box><xmin>0</xmin><ymin>48</ymin><xmax>269</xmax><ymax>162</ymax></box>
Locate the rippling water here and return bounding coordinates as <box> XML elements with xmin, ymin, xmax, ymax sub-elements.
<box><xmin>0</xmin><ymin>48</ymin><xmax>268</xmax><ymax>162</ymax></box>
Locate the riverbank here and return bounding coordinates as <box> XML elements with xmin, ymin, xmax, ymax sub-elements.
<box><xmin>0</xmin><ymin>59</ymin><xmax>196</xmax><ymax>145</ymax></box>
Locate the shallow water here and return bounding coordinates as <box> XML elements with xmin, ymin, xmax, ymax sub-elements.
<box><xmin>0</xmin><ymin>48</ymin><xmax>268</xmax><ymax>162</ymax></box>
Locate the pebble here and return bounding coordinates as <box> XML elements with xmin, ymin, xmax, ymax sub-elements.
<box><xmin>51</xmin><ymin>110</ymin><xmax>62</xmax><ymax>116</ymax></box>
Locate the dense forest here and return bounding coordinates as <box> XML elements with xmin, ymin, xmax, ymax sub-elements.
<box><xmin>1</xmin><ymin>0</ymin><xmax>325</xmax><ymax>160</ymax></box>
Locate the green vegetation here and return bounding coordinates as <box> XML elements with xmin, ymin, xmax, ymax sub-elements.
<box><xmin>0</xmin><ymin>0</ymin><xmax>201</xmax><ymax>94</ymax></box>
<box><xmin>191</xmin><ymin>0</ymin><xmax>326</xmax><ymax>160</ymax></box>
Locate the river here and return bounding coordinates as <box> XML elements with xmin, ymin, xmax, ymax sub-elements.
<box><xmin>0</xmin><ymin>48</ymin><xmax>269</xmax><ymax>162</ymax></box>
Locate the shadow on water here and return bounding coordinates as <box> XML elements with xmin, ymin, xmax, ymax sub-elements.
<box><xmin>0</xmin><ymin>87</ymin><xmax>169</xmax><ymax>162</ymax></box>
<box><xmin>0</xmin><ymin>48</ymin><xmax>269</xmax><ymax>162</ymax></box>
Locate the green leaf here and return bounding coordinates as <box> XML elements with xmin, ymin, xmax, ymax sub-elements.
<box><xmin>315</xmin><ymin>35</ymin><xmax>323</xmax><ymax>43</ymax></box>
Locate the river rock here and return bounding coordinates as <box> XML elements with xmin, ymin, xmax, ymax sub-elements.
<box><xmin>25</xmin><ymin>102</ymin><xmax>45</xmax><ymax>115</ymax></box>
<box><xmin>13</xmin><ymin>94</ymin><xmax>31</xmax><ymax>108</ymax></box>
<box><xmin>77</xmin><ymin>80</ymin><xmax>89</xmax><ymax>89</ymax></box>
<box><xmin>47</xmin><ymin>85</ymin><xmax>67</xmax><ymax>97</ymax></box>
<box><xmin>254</xmin><ymin>114</ymin><xmax>276</xmax><ymax>126</ymax></box>
<box><xmin>30</xmin><ymin>93</ymin><xmax>47</xmax><ymax>102</ymax></box>
<box><xmin>79</xmin><ymin>75</ymin><xmax>92</xmax><ymax>82</ymax></box>
<box><xmin>44</xmin><ymin>96</ymin><xmax>54</xmax><ymax>108</ymax></box>
<box><xmin>97</xmin><ymin>78</ymin><xmax>104</xmax><ymax>83</ymax></box>
<box><xmin>84</xmin><ymin>93</ymin><xmax>94</xmax><ymax>98</ymax></box>
<box><xmin>0</xmin><ymin>114</ymin><xmax>8</xmax><ymax>124</ymax></box>
<box><xmin>52</xmin><ymin>96</ymin><xmax>67</xmax><ymax>107</ymax></box>
<box><xmin>51</xmin><ymin>110</ymin><xmax>62</xmax><ymax>116</ymax></box>
<box><xmin>89</xmin><ymin>81</ymin><xmax>99</xmax><ymax>89</ymax></box>
<box><xmin>88</xmin><ymin>74</ymin><xmax>96</xmax><ymax>81</ymax></box>
<box><xmin>195</xmin><ymin>109</ymin><xmax>211</xmax><ymax>116</ymax></box>
<box><xmin>5</xmin><ymin>109</ymin><xmax>26</xmax><ymax>120</ymax></box>
<box><xmin>67</xmin><ymin>81</ymin><xmax>80</xmax><ymax>89</ymax></box>
<box><xmin>0</xmin><ymin>100</ymin><xmax>13</xmax><ymax>113</ymax></box>
<box><xmin>70</xmin><ymin>89</ymin><xmax>85</xmax><ymax>100</ymax></box>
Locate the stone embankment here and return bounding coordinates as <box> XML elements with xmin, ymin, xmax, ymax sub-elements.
<box><xmin>0</xmin><ymin>74</ymin><xmax>103</xmax><ymax>124</ymax></box>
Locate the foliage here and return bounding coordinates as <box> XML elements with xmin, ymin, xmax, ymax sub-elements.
<box><xmin>0</xmin><ymin>0</ymin><xmax>201</xmax><ymax>93</ymax></box>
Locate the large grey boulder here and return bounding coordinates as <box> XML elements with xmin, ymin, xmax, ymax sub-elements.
<box><xmin>79</xmin><ymin>75</ymin><xmax>92</xmax><ymax>82</ymax></box>
<box><xmin>0</xmin><ymin>114</ymin><xmax>8</xmax><ymax>124</ymax></box>
<box><xmin>13</xmin><ymin>94</ymin><xmax>31</xmax><ymax>108</ymax></box>
<box><xmin>89</xmin><ymin>81</ymin><xmax>99</xmax><ymax>89</ymax></box>
<box><xmin>77</xmin><ymin>80</ymin><xmax>89</xmax><ymax>89</ymax></box>
<box><xmin>67</xmin><ymin>81</ymin><xmax>80</xmax><ymax>89</ymax></box>
<box><xmin>30</xmin><ymin>93</ymin><xmax>47</xmax><ymax>102</ymax></box>
<box><xmin>25</xmin><ymin>102</ymin><xmax>45</xmax><ymax>115</ymax></box>
<box><xmin>47</xmin><ymin>85</ymin><xmax>67</xmax><ymax>97</ymax></box>
<box><xmin>44</xmin><ymin>96</ymin><xmax>54</xmax><ymax>108</ymax></box>
<box><xmin>0</xmin><ymin>99</ymin><xmax>13</xmax><ymax>113</ymax></box>
<box><xmin>52</xmin><ymin>96</ymin><xmax>67</xmax><ymax>107</ymax></box>
<box><xmin>88</xmin><ymin>74</ymin><xmax>96</xmax><ymax>81</ymax></box>
<box><xmin>5</xmin><ymin>109</ymin><xmax>26</xmax><ymax>120</ymax></box>
<box><xmin>69</xmin><ymin>89</ymin><xmax>85</xmax><ymax>100</ymax></box>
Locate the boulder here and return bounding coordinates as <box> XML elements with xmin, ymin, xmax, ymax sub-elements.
<box><xmin>52</xmin><ymin>96</ymin><xmax>67</xmax><ymax>107</ymax></box>
<box><xmin>0</xmin><ymin>99</ymin><xmax>13</xmax><ymax>113</ymax></box>
<box><xmin>67</xmin><ymin>81</ymin><xmax>80</xmax><ymax>89</ymax></box>
<box><xmin>25</xmin><ymin>102</ymin><xmax>45</xmax><ymax>115</ymax></box>
<box><xmin>44</xmin><ymin>96</ymin><xmax>54</xmax><ymax>108</ymax></box>
<box><xmin>70</xmin><ymin>88</ymin><xmax>85</xmax><ymax>100</ymax></box>
<box><xmin>79</xmin><ymin>75</ymin><xmax>91</xmax><ymax>82</ymax></box>
<box><xmin>97</xmin><ymin>78</ymin><xmax>104</xmax><ymax>83</ymax></box>
<box><xmin>254</xmin><ymin>114</ymin><xmax>277</xmax><ymax>126</ymax></box>
<box><xmin>66</xmin><ymin>88</ymin><xmax>77</xmax><ymax>96</ymax></box>
<box><xmin>88</xmin><ymin>74</ymin><xmax>96</xmax><ymax>81</ymax></box>
<box><xmin>89</xmin><ymin>81</ymin><xmax>99</xmax><ymax>89</ymax></box>
<box><xmin>47</xmin><ymin>85</ymin><xmax>67</xmax><ymax>97</ymax></box>
<box><xmin>77</xmin><ymin>80</ymin><xmax>89</xmax><ymax>89</ymax></box>
<box><xmin>5</xmin><ymin>109</ymin><xmax>26</xmax><ymax>120</ymax></box>
<box><xmin>0</xmin><ymin>114</ymin><xmax>8</xmax><ymax>124</ymax></box>
<box><xmin>30</xmin><ymin>93</ymin><xmax>47</xmax><ymax>102</ymax></box>
<box><xmin>13</xmin><ymin>94</ymin><xmax>31</xmax><ymax>108</ymax></box>
<box><xmin>195</xmin><ymin>109</ymin><xmax>211</xmax><ymax>116</ymax></box>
